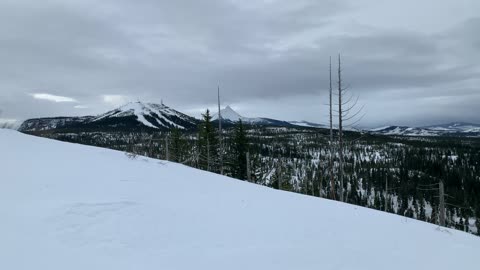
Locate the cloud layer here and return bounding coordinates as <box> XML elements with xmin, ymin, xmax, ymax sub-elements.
<box><xmin>0</xmin><ymin>0</ymin><xmax>479</xmax><ymax>127</ymax></box>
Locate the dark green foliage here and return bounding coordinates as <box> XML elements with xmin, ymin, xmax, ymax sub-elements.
<box><xmin>170</xmin><ymin>128</ymin><xmax>186</xmax><ymax>162</ymax></box>
<box><xmin>231</xmin><ymin>120</ymin><xmax>248</xmax><ymax>180</ymax></box>
<box><xmin>198</xmin><ymin>110</ymin><xmax>218</xmax><ymax>171</ymax></box>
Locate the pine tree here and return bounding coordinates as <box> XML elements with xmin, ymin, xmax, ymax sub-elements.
<box><xmin>232</xmin><ymin>120</ymin><xmax>248</xmax><ymax>180</ymax></box>
<box><xmin>170</xmin><ymin>128</ymin><xmax>185</xmax><ymax>162</ymax></box>
<box><xmin>198</xmin><ymin>109</ymin><xmax>218</xmax><ymax>171</ymax></box>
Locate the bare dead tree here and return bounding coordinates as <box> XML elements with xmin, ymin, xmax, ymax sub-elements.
<box><xmin>217</xmin><ymin>85</ymin><xmax>224</xmax><ymax>175</ymax></box>
<box><xmin>439</xmin><ymin>180</ymin><xmax>446</xmax><ymax>226</ymax></box>
<box><xmin>246</xmin><ymin>151</ymin><xmax>251</xmax><ymax>182</ymax></box>
<box><xmin>329</xmin><ymin>56</ymin><xmax>336</xmax><ymax>200</ymax></box>
<box><xmin>165</xmin><ymin>133</ymin><xmax>170</xmax><ymax>161</ymax></box>
<box><xmin>335</xmin><ymin>54</ymin><xmax>365</xmax><ymax>202</ymax></box>
<box><xmin>385</xmin><ymin>173</ymin><xmax>388</xmax><ymax>212</ymax></box>
<box><xmin>207</xmin><ymin>137</ymin><xmax>211</xmax><ymax>171</ymax></box>
<box><xmin>337</xmin><ymin>54</ymin><xmax>345</xmax><ymax>202</ymax></box>
<box><xmin>276</xmin><ymin>158</ymin><xmax>283</xmax><ymax>190</ymax></box>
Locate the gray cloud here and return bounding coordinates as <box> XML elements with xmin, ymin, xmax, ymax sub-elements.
<box><xmin>0</xmin><ymin>0</ymin><xmax>479</xmax><ymax>127</ymax></box>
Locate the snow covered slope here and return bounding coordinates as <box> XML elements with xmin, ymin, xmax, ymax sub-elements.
<box><xmin>1</xmin><ymin>129</ymin><xmax>479</xmax><ymax>270</ymax></box>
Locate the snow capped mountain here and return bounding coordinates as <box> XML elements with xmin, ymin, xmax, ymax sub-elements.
<box><xmin>92</xmin><ymin>102</ymin><xmax>198</xmax><ymax>130</ymax></box>
<box><xmin>212</xmin><ymin>105</ymin><xmax>243</xmax><ymax>122</ymax></box>
<box><xmin>2</xmin><ymin>129</ymin><xmax>479</xmax><ymax>269</ymax></box>
<box><xmin>213</xmin><ymin>106</ymin><xmax>293</xmax><ymax>127</ymax></box>
<box><xmin>212</xmin><ymin>105</ymin><xmax>262</xmax><ymax>123</ymax></box>
<box><xmin>19</xmin><ymin>102</ymin><xmax>199</xmax><ymax>132</ymax></box>
<box><xmin>371</xmin><ymin>122</ymin><xmax>480</xmax><ymax>137</ymax></box>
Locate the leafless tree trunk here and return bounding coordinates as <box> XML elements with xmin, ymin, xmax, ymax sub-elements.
<box><xmin>277</xmin><ymin>158</ymin><xmax>283</xmax><ymax>190</ymax></box>
<box><xmin>385</xmin><ymin>172</ymin><xmax>388</xmax><ymax>212</ymax></box>
<box><xmin>338</xmin><ymin>54</ymin><xmax>344</xmax><ymax>202</ymax></box>
<box><xmin>218</xmin><ymin>86</ymin><xmax>224</xmax><ymax>175</ymax></box>
<box><xmin>246</xmin><ymin>151</ymin><xmax>251</xmax><ymax>182</ymax></box>
<box><xmin>207</xmin><ymin>137</ymin><xmax>210</xmax><ymax>171</ymax></box>
<box><xmin>329</xmin><ymin>56</ymin><xmax>336</xmax><ymax>200</ymax></box>
<box><xmin>335</xmin><ymin>54</ymin><xmax>364</xmax><ymax>202</ymax></box>
<box><xmin>439</xmin><ymin>180</ymin><xmax>446</xmax><ymax>226</ymax></box>
<box><xmin>318</xmin><ymin>165</ymin><xmax>323</xmax><ymax>197</ymax></box>
<box><xmin>165</xmin><ymin>133</ymin><xmax>170</xmax><ymax>161</ymax></box>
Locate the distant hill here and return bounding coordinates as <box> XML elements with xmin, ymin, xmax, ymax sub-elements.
<box><xmin>370</xmin><ymin>122</ymin><xmax>480</xmax><ymax>137</ymax></box>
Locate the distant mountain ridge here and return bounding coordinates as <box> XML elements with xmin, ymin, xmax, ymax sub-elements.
<box><xmin>370</xmin><ymin>122</ymin><xmax>480</xmax><ymax>137</ymax></box>
<box><xmin>288</xmin><ymin>120</ymin><xmax>327</xmax><ymax>128</ymax></box>
<box><xmin>19</xmin><ymin>116</ymin><xmax>94</xmax><ymax>132</ymax></box>
<box><xmin>16</xmin><ymin>102</ymin><xmax>480</xmax><ymax>137</ymax></box>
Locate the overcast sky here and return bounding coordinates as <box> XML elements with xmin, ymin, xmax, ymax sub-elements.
<box><xmin>0</xmin><ymin>0</ymin><xmax>479</xmax><ymax>127</ymax></box>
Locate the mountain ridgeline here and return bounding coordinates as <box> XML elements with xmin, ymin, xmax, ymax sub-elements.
<box><xmin>370</xmin><ymin>123</ymin><xmax>480</xmax><ymax>137</ymax></box>
<box><xmin>19</xmin><ymin>102</ymin><xmax>199</xmax><ymax>132</ymax></box>
<box><xmin>18</xmin><ymin>102</ymin><xmax>480</xmax><ymax>137</ymax></box>
<box><xmin>19</xmin><ymin>102</ymin><xmax>299</xmax><ymax>133</ymax></box>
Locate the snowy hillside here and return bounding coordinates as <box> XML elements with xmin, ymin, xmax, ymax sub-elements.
<box><xmin>1</xmin><ymin>129</ymin><xmax>479</xmax><ymax>270</ymax></box>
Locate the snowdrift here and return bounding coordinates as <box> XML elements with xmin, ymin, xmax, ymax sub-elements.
<box><xmin>0</xmin><ymin>130</ymin><xmax>478</xmax><ymax>270</ymax></box>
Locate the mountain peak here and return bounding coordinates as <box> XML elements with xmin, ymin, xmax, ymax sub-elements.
<box><xmin>92</xmin><ymin>101</ymin><xmax>196</xmax><ymax>130</ymax></box>
<box><xmin>213</xmin><ymin>106</ymin><xmax>243</xmax><ymax>121</ymax></box>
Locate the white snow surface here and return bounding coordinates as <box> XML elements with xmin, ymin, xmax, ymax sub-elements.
<box><xmin>1</xmin><ymin>129</ymin><xmax>479</xmax><ymax>270</ymax></box>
